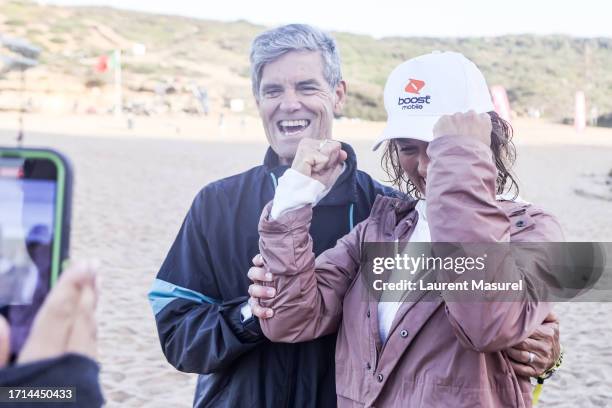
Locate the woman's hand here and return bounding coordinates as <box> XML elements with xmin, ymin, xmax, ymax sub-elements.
<box><xmin>291</xmin><ymin>138</ymin><xmax>347</xmax><ymax>189</ymax></box>
<box><xmin>433</xmin><ymin>110</ymin><xmax>492</xmax><ymax>146</ymax></box>
<box><xmin>506</xmin><ymin>311</ymin><xmax>561</xmax><ymax>378</ymax></box>
<box><xmin>247</xmin><ymin>254</ymin><xmax>275</xmax><ymax>319</ymax></box>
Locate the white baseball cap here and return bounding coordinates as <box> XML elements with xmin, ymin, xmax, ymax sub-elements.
<box><xmin>372</xmin><ymin>51</ymin><xmax>494</xmax><ymax>150</ymax></box>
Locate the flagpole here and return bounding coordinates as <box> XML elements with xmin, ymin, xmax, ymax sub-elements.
<box><xmin>114</xmin><ymin>49</ymin><xmax>122</xmax><ymax>117</ymax></box>
<box><xmin>17</xmin><ymin>69</ymin><xmax>25</xmax><ymax>146</ymax></box>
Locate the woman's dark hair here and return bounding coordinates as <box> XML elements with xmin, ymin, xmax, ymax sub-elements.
<box><xmin>381</xmin><ymin>111</ymin><xmax>519</xmax><ymax>199</ymax></box>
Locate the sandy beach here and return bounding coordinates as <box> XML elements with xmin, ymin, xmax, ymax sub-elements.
<box><xmin>1</xmin><ymin>113</ymin><xmax>611</xmax><ymax>407</ymax></box>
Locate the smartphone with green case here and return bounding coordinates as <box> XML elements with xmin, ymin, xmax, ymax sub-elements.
<box><xmin>0</xmin><ymin>147</ymin><xmax>73</xmax><ymax>357</ymax></box>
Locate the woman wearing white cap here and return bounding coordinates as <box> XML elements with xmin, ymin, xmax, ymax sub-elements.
<box><xmin>249</xmin><ymin>52</ymin><xmax>563</xmax><ymax>407</ymax></box>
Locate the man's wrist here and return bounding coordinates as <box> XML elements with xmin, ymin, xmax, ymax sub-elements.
<box><xmin>220</xmin><ymin>299</ymin><xmax>263</xmax><ymax>343</ymax></box>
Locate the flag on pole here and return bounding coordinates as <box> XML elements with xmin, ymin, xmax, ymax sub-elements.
<box><xmin>109</xmin><ymin>50</ymin><xmax>120</xmax><ymax>70</ymax></box>
<box><xmin>95</xmin><ymin>55</ymin><xmax>108</xmax><ymax>73</ymax></box>
<box><xmin>113</xmin><ymin>49</ymin><xmax>122</xmax><ymax>116</ymax></box>
<box><xmin>92</xmin><ymin>50</ymin><xmax>123</xmax><ymax>115</ymax></box>
<box><xmin>95</xmin><ymin>51</ymin><xmax>122</xmax><ymax>73</ymax></box>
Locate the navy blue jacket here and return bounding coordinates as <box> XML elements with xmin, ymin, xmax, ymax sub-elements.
<box><xmin>149</xmin><ymin>143</ymin><xmax>398</xmax><ymax>408</ymax></box>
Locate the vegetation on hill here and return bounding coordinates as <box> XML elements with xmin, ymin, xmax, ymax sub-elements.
<box><xmin>1</xmin><ymin>0</ymin><xmax>611</xmax><ymax>122</ymax></box>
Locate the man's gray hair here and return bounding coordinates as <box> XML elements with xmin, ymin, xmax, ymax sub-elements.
<box><xmin>250</xmin><ymin>24</ymin><xmax>342</xmax><ymax>100</ymax></box>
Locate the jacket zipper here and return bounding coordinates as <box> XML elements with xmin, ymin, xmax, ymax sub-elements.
<box><xmin>373</xmin><ymin>206</ymin><xmax>419</xmax><ymax>366</ymax></box>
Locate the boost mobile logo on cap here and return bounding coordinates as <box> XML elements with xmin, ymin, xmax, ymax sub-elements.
<box><xmin>405</xmin><ymin>79</ymin><xmax>425</xmax><ymax>94</ymax></box>
<box><xmin>398</xmin><ymin>78</ymin><xmax>431</xmax><ymax>110</ymax></box>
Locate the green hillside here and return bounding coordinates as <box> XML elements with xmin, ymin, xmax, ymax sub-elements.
<box><xmin>1</xmin><ymin>0</ymin><xmax>611</xmax><ymax>122</ymax></box>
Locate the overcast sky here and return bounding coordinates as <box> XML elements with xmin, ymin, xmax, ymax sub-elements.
<box><xmin>40</xmin><ymin>0</ymin><xmax>612</xmax><ymax>38</ymax></box>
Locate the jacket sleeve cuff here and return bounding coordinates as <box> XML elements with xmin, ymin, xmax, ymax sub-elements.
<box><xmin>220</xmin><ymin>298</ymin><xmax>264</xmax><ymax>343</ymax></box>
<box><xmin>270</xmin><ymin>169</ymin><xmax>326</xmax><ymax>220</ymax></box>
<box><xmin>260</xmin><ymin>200</ymin><xmax>314</xmax><ymax>233</ymax></box>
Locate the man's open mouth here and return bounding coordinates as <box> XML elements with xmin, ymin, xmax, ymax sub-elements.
<box><xmin>277</xmin><ymin>119</ymin><xmax>311</xmax><ymax>136</ymax></box>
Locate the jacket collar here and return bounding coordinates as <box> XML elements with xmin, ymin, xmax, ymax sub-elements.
<box><xmin>263</xmin><ymin>142</ymin><xmax>359</xmax><ymax>206</ymax></box>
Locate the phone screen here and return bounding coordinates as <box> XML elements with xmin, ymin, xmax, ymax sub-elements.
<box><xmin>0</xmin><ymin>156</ymin><xmax>58</xmax><ymax>356</ymax></box>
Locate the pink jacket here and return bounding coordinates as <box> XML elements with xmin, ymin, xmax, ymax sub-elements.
<box><xmin>258</xmin><ymin>135</ymin><xmax>564</xmax><ymax>407</ymax></box>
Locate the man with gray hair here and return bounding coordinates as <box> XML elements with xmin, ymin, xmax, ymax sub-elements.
<box><xmin>149</xmin><ymin>24</ymin><xmax>397</xmax><ymax>407</ymax></box>
<box><xmin>150</xmin><ymin>24</ymin><xmax>560</xmax><ymax>407</ymax></box>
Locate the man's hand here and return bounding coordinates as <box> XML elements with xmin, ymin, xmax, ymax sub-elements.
<box><xmin>433</xmin><ymin>110</ymin><xmax>492</xmax><ymax>146</ymax></box>
<box><xmin>247</xmin><ymin>254</ymin><xmax>275</xmax><ymax>319</ymax></box>
<box><xmin>0</xmin><ymin>261</ymin><xmax>98</xmax><ymax>368</ymax></box>
<box><xmin>291</xmin><ymin>138</ymin><xmax>347</xmax><ymax>189</ymax></box>
<box><xmin>505</xmin><ymin>311</ymin><xmax>560</xmax><ymax>378</ymax></box>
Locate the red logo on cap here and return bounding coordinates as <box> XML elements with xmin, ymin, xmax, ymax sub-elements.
<box><xmin>404</xmin><ymin>79</ymin><xmax>425</xmax><ymax>94</ymax></box>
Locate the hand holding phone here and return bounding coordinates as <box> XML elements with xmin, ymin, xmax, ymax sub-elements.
<box><xmin>0</xmin><ymin>262</ymin><xmax>97</xmax><ymax>368</ymax></box>
<box><xmin>0</xmin><ymin>147</ymin><xmax>73</xmax><ymax>358</ymax></box>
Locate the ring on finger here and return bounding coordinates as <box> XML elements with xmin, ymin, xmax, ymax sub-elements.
<box><xmin>318</xmin><ymin>139</ymin><xmax>330</xmax><ymax>151</ymax></box>
<box><xmin>528</xmin><ymin>352</ymin><xmax>535</xmax><ymax>364</ymax></box>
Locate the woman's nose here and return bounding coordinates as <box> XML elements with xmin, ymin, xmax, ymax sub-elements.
<box><xmin>417</xmin><ymin>153</ymin><xmax>430</xmax><ymax>178</ymax></box>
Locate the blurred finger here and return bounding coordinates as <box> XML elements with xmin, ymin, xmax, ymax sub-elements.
<box><xmin>317</xmin><ymin>139</ymin><xmax>340</xmax><ymax>153</ymax></box>
<box><xmin>66</xmin><ymin>285</ymin><xmax>98</xmax><ymax>360</ymax></box>
<box><xmin>248</xmin><ymin>284</ymin><xmax>276</xmax><ymax>299</ymax></box>
<box><xmin>0</xmin><ymin>316</ymin><xmax>10</xmax><ymax>368</ymax></box>
<box><xmin>325</xmin><ymin>148</ymin><xmax>340</xmax><ymax>170</ymax></box>
<box><xmin>514</xmin><ymin>337</ymin><xmax>550</xmax><ymax>355</ymax></box>
<box><xmin>247</xmin><ymin>266</ymin><xmax>273</xmax><ymax>282</ymax></box>
<box><xmin>507</xmin><ymin>347</ymin><xmax>541</xmax><ymax>367</ymax></box>
<box><xmin>249</xmin><ymin>298</ymin><xmax>274</xmax><ymax>319</ymax></box>
<box><xmin>512</xmin><ymin>344</ymin><xmax>552</xmax><ymax>375</ymax></box>
<box><xmin>543</xmin><ymin>310</ymin><xmax>559</xmax><ymax>323</ymax></box>
<box><xmin>309</xmin><ymin>152</ymin><xmax>333</xmax><ymax>172</ymax></box>
<box><xmin>506</xmin><ymin>347</ymin><xmax>529</xmax><ymax>364</ymax></box>
<box><xmin>434</xmin><ymin>115</ymin><xmax>451</xmax><ymax>127</ymax></box>
<box><xmin>527</xmin><ymin>325</ymin><xmax>555</xmax><ymax>341</ymax></box>
<box><xmin>508</xmin><ymin>360</ymin><xmax>537</xmax><ymax>378</ymax></box>
<box><xmin>252</xmin><ymin>254</ymin><xmax>264</xmax><ymax>267</ymax></box>
<box><xmin>432</xmin><ymin>115</ymin><xmax>453</xmax><ymax>138</ymax></box>
<box><xmin>327</xmin><ymin>143</ymin><xmax>347</xmax><ymax>168</ymax></box>
<box><xmin>18</xmin><ymin>262</ymin><xmax>96</xmax><ymax>364</ymax></box>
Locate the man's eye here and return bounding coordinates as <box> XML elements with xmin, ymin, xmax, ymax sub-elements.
<box><xmin>263</xmin><ymin>90</ymin><xmax>281</xmax><ymax>98</ymax></box>
<box><xmin>300</xmin><ymin>86</ymin><xmax>318</xmax><ymax>93</ymax></box>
